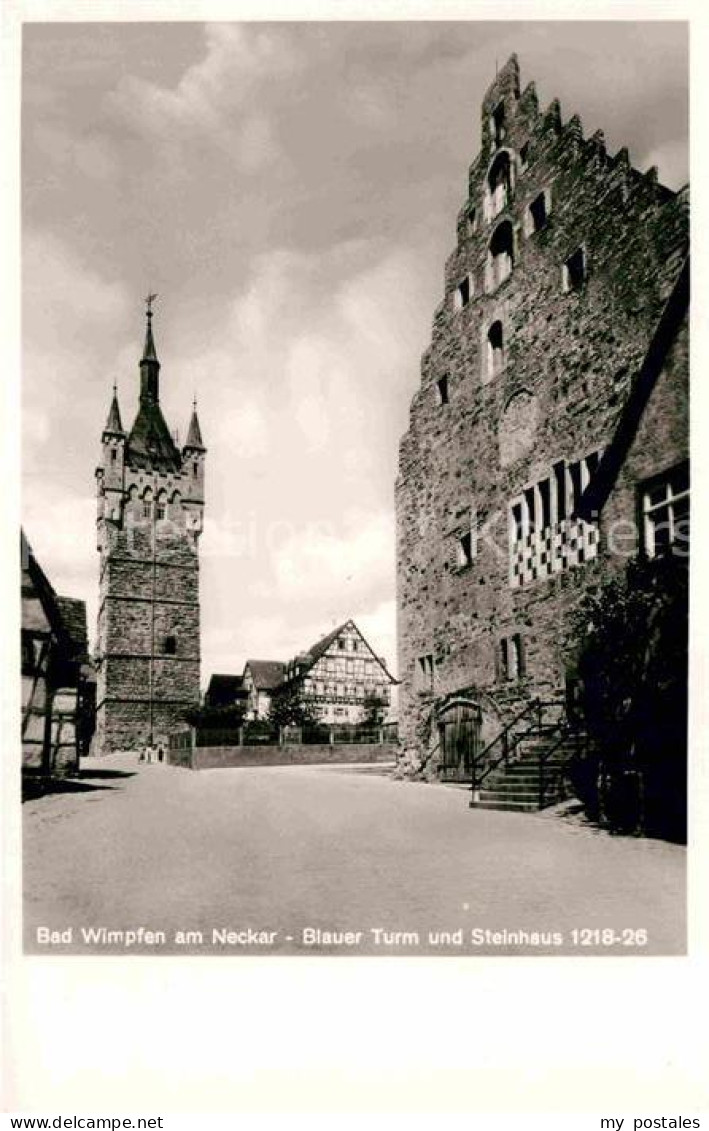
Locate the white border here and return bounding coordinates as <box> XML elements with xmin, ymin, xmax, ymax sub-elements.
<box><xmin>3</xmin><ymin>1</ymin><xmax>708</xmax><ymax>1117</ymax></box>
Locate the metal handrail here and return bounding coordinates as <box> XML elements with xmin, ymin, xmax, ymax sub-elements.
<box><xmin>471</xmin><ymin>698</ymin><xmax>540</xmax><ymax>794</ymax></box>
<box><xmin>538</xmin><ymin>719</ymin><xmax>589</xmax><ymax>808</ymax></box>
<box><xmin>471</xmin><ymin>696</ymin><xmax>566</xmax><ymax>797</ymax></box>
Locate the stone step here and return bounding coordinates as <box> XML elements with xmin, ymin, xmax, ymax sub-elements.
<box><xmin>483</xmin><ymin>764</ymin><xmax>567</xmax><ymax>782</ymax></box>
<box><xmin>484</xmin><ymin>780</ymin><xmax>563</xmax><ymax>795</ymax></box>
<box><xmin>515</xmin><ymin>744</ymin><xmax>578</xmax><ymax>759</ymax></box>
<box><xmin>467</xmin><ymin>723</ymin><xmax>584</xmax><ymax>812</ymax></box>
<box><xmin>479</xmin><ymin>785</ymin><xmax>564</xmax><ymax>801</ymax></box>
<box><xmin>470</xmin><ymin>798</ymin><xmax>541</xmax><ymax>812</ymax></box>
<box><xmin>490</xmin><ymin>757</ymin><xmax>568</xmax><ymax>770</ymax></box>
<box><xmin>488</xmin><ymin>769</ymin><xmax>565</xmax><ymax>778</ymax></box>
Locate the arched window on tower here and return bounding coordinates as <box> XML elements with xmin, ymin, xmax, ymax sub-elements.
<box><xmin>156</xmin><ymin>490</ymin><xmax>167</xmax><ymax>521</ymax></box>
<box><xmin>486</xmin><ymin>221</ymin><xmax>515</xmax><ymax>292</ymax></box>
<box><xmin>486</xmin><ymin>151</ymin><xmax>513</xmax><ymax>220</ymax></box>
<box><xmin>142</xmin><ymin>487</ymin><xmax>153</xmax><ymax>520</ymax></box>
<box><xmin>491</xmin><ymin>102</ymin><xmax>506</xmax><ymax>146</ymax></box>
<box><xmin>487</xmin><ymin>320</ymin><xmax>505</xmax><ymax>378</ymax></box>
<box><xmin>168</xmin><ymin>489</ymin><xmax>181</xmax><ymax>519</ymax></box>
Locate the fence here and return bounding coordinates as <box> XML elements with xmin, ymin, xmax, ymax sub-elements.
<box><xmin>170</xmin><ymin>742</ymin><xmax>398</xmax><ymax>771</ymax></box>
<box><xmin>169</xmin><ymin>723</ymin><xmax>396</xmax><ymax>750</ymax></box>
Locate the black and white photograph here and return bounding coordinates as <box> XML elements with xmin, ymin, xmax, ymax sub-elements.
<box><xmin>18</xmin><ymin>19</ymin><xmax>690</xmax><ymax>961</ymax></box>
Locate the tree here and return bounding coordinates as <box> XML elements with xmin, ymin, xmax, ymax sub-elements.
<box><xmin>267</xmin><ymin>681</ymin><xmax>321</xmax><ymax>730</ymax></box>
<box><xmin>570</xmin><ymin>552</ymin><xmax>688</xmax><ymax>841</ymax></box>
<box><xmin>183</xmin><ymin>702</ymin><xmax>246</xmax><ymax>729</ymax></box>
<box><xmin>361</xmin><ymin>690</ymin><xmax>388</xmax><ymax>728</ymax></box>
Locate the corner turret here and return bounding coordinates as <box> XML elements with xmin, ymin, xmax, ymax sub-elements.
<box><xmin>103</xmin><ymin>386</ymin><xmax>125</xmax><ymax>438</ymax></box>
<box><xmin>182</xmin><ymin>399</ymin><xmax>206</xmax><ymax>536</ymax></box>
<box><xmin>96</xmin><ymin>383</ymin><xmax>126</xmax><ymax>542</ymax></box>
<box><xmin>184</xmin><ymin>402</ymin><xmax>205</xmax><ymax>452</ymax></box>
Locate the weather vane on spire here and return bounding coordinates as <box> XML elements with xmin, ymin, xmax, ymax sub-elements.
<box><xmin>145</xmin><ymin>291</ymin><xmax>158</xmax><ymax>317</ymax></box>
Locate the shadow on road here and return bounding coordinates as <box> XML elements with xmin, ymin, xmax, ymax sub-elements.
<box><xmin>22</xmin><ymin>777</ymin><xmax>118</xmax><ymax>803</ymax></box>
<box><xmin>78</xmin><ymin>768</ymin><xmax>137</xmax><ymax>780</ymax></box>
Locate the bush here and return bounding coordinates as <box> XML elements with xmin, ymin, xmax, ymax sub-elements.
<box><xmin>571</xmin><ymin>553</ymin><xmax>688</xmax><ymax>840</ymax></box>
<box><xmin>267</xmin><ymin>683</ymin><xmax>321</xmax><ymax>729</ymax></box>
<box><xmin>184</xmin><ymin>703</ymin><xmax>246</xmax><ymax>728</ymax></box>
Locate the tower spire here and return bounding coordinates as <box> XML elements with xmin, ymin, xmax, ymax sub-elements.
<box><xmin>184</xmin><ymin>399</ymin><xmax>205</xmax><ymax>451</ymax></box>
<box><xmin>139</xmin><ymin>292</ymin><xmax>161</xmax><ymax>403</ymax></box>
<box><xmin>103</xmin><ymin>384</ymin><xmax>124</xmax><ymax>436</ymax></box>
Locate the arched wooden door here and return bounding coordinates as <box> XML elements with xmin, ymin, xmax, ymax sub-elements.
<box><xmin>438</xmin><ymin>701</ymin><xmax>482</xmax><ymax>782</ymax></box>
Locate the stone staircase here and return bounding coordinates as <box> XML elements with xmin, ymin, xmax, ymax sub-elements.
<box><xmin>469</xmin><ymin>729</ymin><xmax>581</xmax><ymax>813</ymax></box>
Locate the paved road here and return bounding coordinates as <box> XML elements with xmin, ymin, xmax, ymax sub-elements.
<box><xmin>23</xmin><ymin>754</ymin><xmax>686</xmax><ymax>956</ymax></box>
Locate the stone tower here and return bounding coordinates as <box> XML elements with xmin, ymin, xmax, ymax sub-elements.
<box><xmin>94</xmin><ymin>301</ymin><xmax>206</xmax><ymax>753</ymax></box>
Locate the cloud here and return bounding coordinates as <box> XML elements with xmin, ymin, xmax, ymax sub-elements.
<box><xmin>351</xmin><ymin>598</ymin><xmax>398</xmax><ymax>680</ymax></box>
<box><xmin>22</xmin><ymin>230</ymin><xmax>131</xmax><ymax>467</ymax></box>
<box><xmin>31</xmin><ymin>124</ymin><xmax>119</xmax><ymax>183</ymax></box>
<box><xmin>23</xmin><ymin>228</ymin><xmax>129</xmax><ymax>330</ymax></box>
<box><xmin>156</xmin><ymin>237</ymin><xmax>431</xmax><ymax>677</ymax></box>
<box><xmin>180</xmin><ymin>239</ymin><xmax>429</xmax><ymax>472</ymax></box>
<box><xmin>106</xmin><ymin>24</ymin><xmax>300</xmax><ymax>171</ymax></box>
<box><xmin>22</xmin><ymin>491</ymin><xmax>99</xmax><ymax>648</ymax></box>
<box><xmin>272</xmin><ymin>508</ymin><xmax>395</xmax><ymax>606</ymax></box>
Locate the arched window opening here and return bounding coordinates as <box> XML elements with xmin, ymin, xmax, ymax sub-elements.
<box><xmin>487</xmin><ymin>221</ymin><xmax>515</xmax><ymax>291</ymax></box>
<box><xmin>486</xmin><ymin>152</ymin><xmax>513</xmax><ymax>220</ymax></box>
<box><xmin>525</xmin><ymin>190</ymin><xmax>550</xmax><ymax>237</ymax></box>
<box><xmin>454</xmin><ymin>274</ymin><xmax>472</xmax><ymax>310</ymax></box>
<box><xmin>487</xmin><ymin>320</ymin><xmax>505</xmax><ymax>377</ymax></box>
<box><xmin>563</xmin><ymin>247</ymin><xmax>586</xmax><ymax>292</ymax></box>
<box><xmin>491</xmin><ymin>102</ymin><xmax>506</xmax><ymax>146</ymax></box>
<box><xmin>500</xmin><ymin>633</ymin><xmax>524</xmax><ymax>681</ymax></box>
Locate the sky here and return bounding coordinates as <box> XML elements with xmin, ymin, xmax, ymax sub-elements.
<box><xmin>21</xmin><ymin>19</ymin><xmax>688</xmax><ymax>684</ymax></box>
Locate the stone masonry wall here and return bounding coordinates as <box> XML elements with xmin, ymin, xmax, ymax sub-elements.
<box><xmin>599</xmin><ymin>320</ymin><xmax>689</xmax><ymax>557</ymax></box>
<box><xmin>395</xmin><ymin>55</ymin><xmax>689</xmax><ymax>763</ymax></box>
<box><xmin>96</xmin><ymin>486</ymin><xmax>202</xmax><ymax>753</ymax></box>
<box><xmin>172</xmin><ymin>743</ymin><xmax>398</xmax><ymax>770</ymax></box>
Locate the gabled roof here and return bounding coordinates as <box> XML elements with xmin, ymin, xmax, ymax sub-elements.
<box><xmin>55</xmin><ymin>597</ymin><xmax>89</xmax><ymax>664</ymax></box>
<box><xmin>126</xmin><ymin>400</ymin><xmax>182</xmax><ymax>471</ymax></box>
<box><xmin>21</xmin><ymin>530</ymin><xmax>63</xmax><ymax>640</ymax></box>
<box><xmin>207</xmin><ymin>673</ymin><xmax>244</xmax><ymax>695</ymax></box>
<box><xmin>290</xmin><ymin>620</ymin><xmax>397</xmax><ymax>684</ymax></box>
<box><xmin>576</xmin><ymin>253</ymin><xmax>689</xmax><ymax>521</ymax></box>
<box><xmin>244</xmin><ymin>660</ymin><xmax>286</xmax><ymax>690</ymax></box>
<box><xmin>21</xmin><ymin>530</ymin><xmax>87</xmax><ymax>666</ymax></box>
<box><xmin>304</xmin><ymin>623</ymin><xmax>348</xmax><ymax>665</ymax></box>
